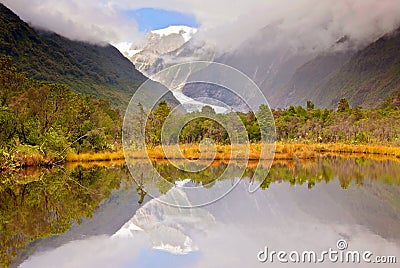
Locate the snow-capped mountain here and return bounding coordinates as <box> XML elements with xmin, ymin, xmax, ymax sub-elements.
<box><xmin>151</xmin><ymin>25</ymin><xmax>197</xmax><ymax>43</ymax></box>
<box><xmin>116</xmin><ymin>25</ymin><xmax>198</xmax><ymax>75</ymax></box>
<box><xmin>116</xmin><ymin>25</ymin><xmax>229</xmax><ymax>113</ymax></box>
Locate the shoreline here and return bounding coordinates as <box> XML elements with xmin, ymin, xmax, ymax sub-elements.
<box><xmin>2</xmin><ymin>142</ymin><xmax>399</xmax><ymax>171</ymax></box>
<box><xmin>65</xmin><ymin>142</ymin><xmax>400</xmax><ymax>162</ymax></box>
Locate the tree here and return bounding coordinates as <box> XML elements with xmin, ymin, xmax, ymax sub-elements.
<box><xmin>201</xmin><ymin>105</ymin><xmax>216</xmax><ymax>115</ymax></box>
<box><xmin>306</xmin><ymin>100</ymin><xmax>315</xmax><ymax>110</ymax></box>
<box><xmin>146</xmin><ymin>101</ymin><xmax>171</xmax><ymax>145</ymax></box>
<box><xmin>337</xmin><ymin>98</ymin><xmax>350</xmax><ymax>112</ymax></box>
<box><xmin>0</xmin><ymin>106</ymin><xmax>16</xmax><ymax>146</ymax></box>
<box><xmin>353</xmin><ymin>105</ymin><xmax>363</xmax><ymax>121</ymax></box>
<box><xmin>256</xmin><ymin>104</ymin><xmax>274</xmax><ymax>141</ymax></box>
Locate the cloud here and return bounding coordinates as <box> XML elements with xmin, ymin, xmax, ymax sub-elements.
<box><xmin>3</xmin><ymin>0</ymin><xmax>400</xmax><ymax>52</ymax></box>
<box><xmin>109</xmin><ymin>0</ymin><xmax>400</xmax><ymax>52</ymax></box>
<box><xmin>2</xmin><ymin>0</ymin><xmax>144</xmax><ymax>44</ymax></box>
<box><xmin>193</xmin><ymin>0</ymin><xmax>400</xmax><ymax>52</ymax></box>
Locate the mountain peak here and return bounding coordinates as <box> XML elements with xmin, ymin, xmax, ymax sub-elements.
<box><xmin>151</xmin><ymin>25</ymin><xmax>197</xmax><ymax>42</ymax></box>
<box><xmin>118</xmin><ymin>25</ymin><xmax>199</xmax><ymax>75</ymax></box>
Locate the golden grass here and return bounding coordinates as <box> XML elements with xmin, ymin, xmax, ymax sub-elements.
<box><xmin>141</xmin><ymin>144</ymin><xmax>273</xmax><ymax>160</ymax></box>
<box><xmin>275</xmin><ymin>142</ymin><xmax>400</xmax><ymax>160</ymax></box>
<box><xmin>144</xmin><ymin>143</ymin><xmax>400</xmax><ymax>160</ymax></box>
<box><xmin>65</xmin><ymin>142</ymin><xmax>400</xmax><ymax>163</ymax></box>
<box><xmin>66</xmin><ymin>150</ymin><xmax>125</xmax><ymax>162</ymax></box>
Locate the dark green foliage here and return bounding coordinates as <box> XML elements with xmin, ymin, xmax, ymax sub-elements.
<box><xmin>179</xmin><ymin>117</ymin><xmax>230</xmax><ymax>144</ymax></box>
<box><xmin>144</xmin><ymin>104</ymin><xmax>264</xmax><ymax>146</ymax></box>
<box><xmin>145</xmin><ymin>101</ymin><xmax>171</xmax><ymax>145</ymax></box>
<box><xmin>0</xmin><ymin>106</ymin><xmax>15</xmax><ymax>145</ymax></box>
<box><xmin>337</xmin><ymin>98</ymin><xmax>350</xmax><ymax>112</ymax></box>
<box><xmin>274</xmin><ymin>100</ymin><xmax>400</xmax><ymax>144</ymax></box>
<box><xmin>201</xmin><ymin>105</ymin><xmax>216</xmax><ymax>115</ymax></box>
<box><xmin>306</xmin><ymin>100</ymin><xmax>315</xmax><ymax>110</ymax></box>
<box><xmin>143</xmin><ymin>96</ymin><xmax>400</xmax><ymax>146</ymax></box>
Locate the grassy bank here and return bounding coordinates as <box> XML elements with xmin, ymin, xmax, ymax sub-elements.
<box><xmin>274</xmin><ymin>142</ymin><xmax>400</xmax><ymax>160</ymax></box>
<box><xmin>145</xmin><ymin>143</ymin><xmax>400</xmax><ymax>160</ymax></box>
<box><xmin>65</xmin><ymin>150</ymin><xmax>125</xmax><ymax>162</ymax></box>
<box><xmin>64</xmin><ymin>142</ymin><xmax>400</xmax><ymax>163</ymax></box>
<box><xmin>0</xmin><ymin>145</ymin><xmax>57</xmax><ymax>171</ymax></box>
<box><xmin>3</xmin><ymin>142</ymin><xmax>399</xmax><ymax>170</ymax></box>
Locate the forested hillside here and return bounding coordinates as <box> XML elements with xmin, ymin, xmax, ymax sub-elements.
<box><xmin>0</xmin><ymin>3</ymin><xmax>178</xmax><ymax>109</ymax></box>
<box><xmin>315</xmin><ymin>29</ymin><xmax>400</xmax><ymax>108</ymax></box>
<box><xmin>277</xmin><ymin>30</ymin><xmax>400</xmax><ymax>108</ymax></box>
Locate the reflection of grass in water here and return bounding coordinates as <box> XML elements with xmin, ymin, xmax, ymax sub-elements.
<box><xmin>261</xmin><ymin>157</ymin><xmax>400</xmax><ymax>190</ymax></box>
<box><xmin>153</xmin><ymin>160</ymin><xmax>229</xmax><ymax>187</ymax></box>
<box><xmin>65</xmin><ymin>159</ymin><xmax>127</xmax><ymax>169</ymax></box>
<box><xmin>127</xmin><ymin>157</ymin><xmax>400</xmax><ymax>192</ymax></box>
<box><xmin>274</xmin><ymin>142</ymin><xmax>400</xmax><ymax>160</ymax></box>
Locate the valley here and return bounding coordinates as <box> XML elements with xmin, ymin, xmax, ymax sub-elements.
<box><xmin>1</xmin><ymin>2</ymin><xmax>400</xmax><ymax>268</ymax></box>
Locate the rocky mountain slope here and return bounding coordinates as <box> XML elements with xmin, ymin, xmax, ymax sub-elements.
<box><xmin>131</xmin><ymin>21</ymin><xmax>400</xmax><ymax>109</ymax></box>
<box><xmin>118</xmin><ymin>26</ymin><xmax>198</xmax><ymax>75</ymax></box>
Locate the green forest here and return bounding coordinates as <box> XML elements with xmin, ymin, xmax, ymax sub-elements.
<box><xmin>137</xmin><ymin>95</ymin><xmax>400</xmax><ymax>147</ymax></box>
<box><xmin>0</xmin><ymin>56</ymin><xmax>122</xmax><ymax>169</ymax></box>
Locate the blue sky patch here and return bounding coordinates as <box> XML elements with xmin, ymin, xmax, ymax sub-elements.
<box><xmin>124</xmin><ymin>248</ymin><xmax>200</xmax><ymax>268</ymax></box>
<box><xmin>127</xmin><ymin>8</ymin><xmax>199</xmax><ymax>32</ymax></box>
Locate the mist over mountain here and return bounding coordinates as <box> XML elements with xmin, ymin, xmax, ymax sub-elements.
<box><xmin>136</xmin><ymin>21</ymin><xmax>400</xmax><ymax>109</ymax></box>
<box><xmin>6</xmin><ymin>1</ymin><xmax>400</xmax><ymax>55</ymax></box>
<box><xmin>148</xmin><ymin>36</ymin><xmax>215</xmax><ymax>76</ymax></box>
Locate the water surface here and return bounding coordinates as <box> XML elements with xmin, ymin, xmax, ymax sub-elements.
<box><xmin>2</xmin><ymin>157</ymin><xmax>400</xmax><ymax>267</ymax></box>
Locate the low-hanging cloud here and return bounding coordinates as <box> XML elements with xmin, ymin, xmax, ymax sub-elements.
<box><xmin>3</xmin><ymin>0</ymin><xmax>400</xmax><ymax>52</ymax></box>
<box><xmin>191</xmin><ymin>0</ymin><xmax>400</xmax><ymax>52</ymax></box>
<box><xmin>2</xmin><ymin>0</ymin><xmax>144</xmax><ymax>45</ymax></box>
